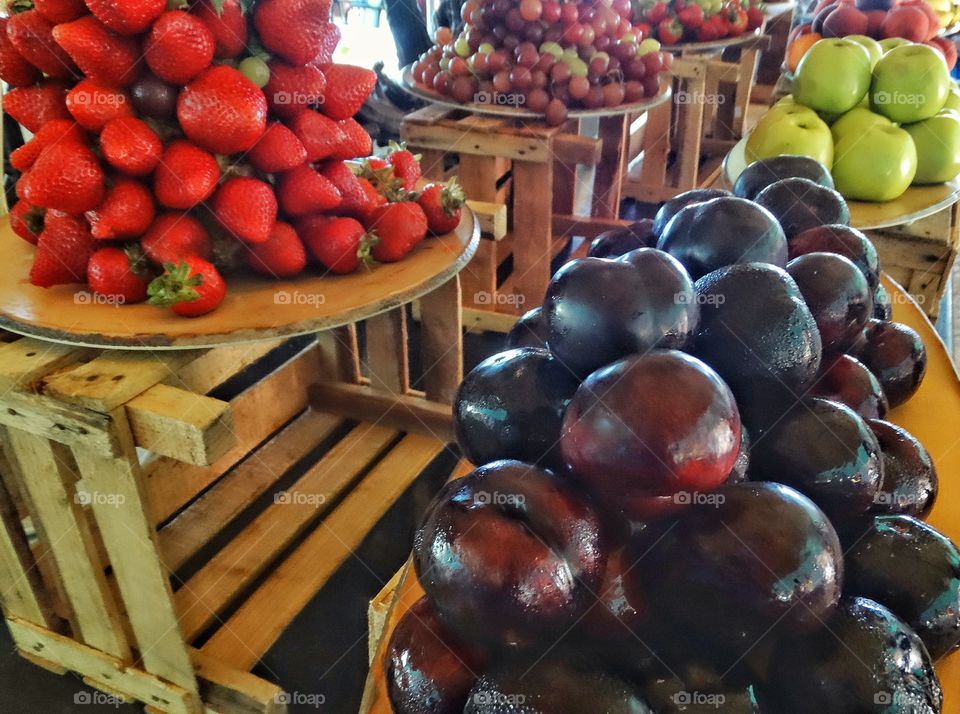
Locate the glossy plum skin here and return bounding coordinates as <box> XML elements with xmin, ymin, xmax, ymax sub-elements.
<box><xmin>844</xmin><ymin>515</ymin><xmax>960</xmax><ymax>659</ymax></box>
<box><xmin>786</xmin><ymin>252</ymin><xmax>872</xmax><ymax>353</ymax></box>
<box><xmin>849</xmin><ymin>320</ymin><xmax>927</xmax><ymax>407</ymax></box>
<box><xmin>387</xmin><ymin>597</ymin><xmax>487</xmax><ymax>714</ymax></box>
<box><xmin>464</xmin><ymin>659</ymin><xmax>653</xmax><ymax>714</ymax></box>
<box><xmin>543</xmin><ymin>253</ymin><xmax>698</xmax><ymax>376</ymax></box>
<box><xmin>657</xmin><ymin>197</ymin><xmax>788</xmax><ymax>280</ymax></box>
<box><xmin>651</xmin><ymin>188</ymin><xmax>730</xmax><ymax>236</ymax></box>
<box><xmin>588</xmin><ymin>218</ymin><xmax>656</xmax><ymax>258</ymax></box>
<box><xmin>505</xmin><ymin>307</ymin><xmax>549</xmax><ymax>349</ymax></box>
<box><xmin>762</xmin><ymin>597</ymin><xmax>942</xmax><ymax>714</ymax></box>
<box><xmin>754</xmin><ymin>177</ymin><xmax>851</xmax><ymax>238</ymax></box>
<box><xmin>413</xmin><ymin>461</ymin><xmax>606</xmax><ymax>650</ymax></box>
<box><xmin>868</xmin><ymin>420</ymin><xmax>937</xmax><ymax>518</ymax></box>
<box><xmin>454</xmin><ymin>348</ymin><xmax>579</xmax><ymax>469</ymax></box>
<box><xmin>733</xmin><ymin>155</ymin><xmax>835</xmax><ymax>200</ymax></box>
<box><xmin>749</xmin><ymin>397</ymin><xmax>883</xmax><ymax>525</ymax></box>
<box><xmin>625</xmin><ymin>482</ymin><xmax>844</xmax><ymax>674</ymax></box>
<box><xmin>788</xmin><ymin>223</ymin><xmax>880</xmax><ymax>289</ymax></box>
<box><xmin>810</xmin><ymin>353</ymin><xmax>889</xmax><ymax>420</ymax></box>
<box><xmin>561</xmin><ymin>350</ymin><xmax>741</xmax><ymax>504</ymax></box>
<box><xmin>693</xmin><ymin>263</ymin><xmax>822</xmax><ymax>434</ymax></box>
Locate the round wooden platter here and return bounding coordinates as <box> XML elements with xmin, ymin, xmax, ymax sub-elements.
<box><xmin>361</xmin><ymin>276</ymin><xmax>960</xmax><ymax>714</ymax></box>
<box><xmin>400</xmin><ymin>65</ymin><xmax>673</xmax><ymax>120</ymax></box>
<box><xmin>723</xmin><ymin>136</ymin><xmax>960</xmax><ymax>230</ymax></box>
<box><xmin>0</xmin><ymin>208</ymin><xmax>480</xmax><ymax>350</ymax></box>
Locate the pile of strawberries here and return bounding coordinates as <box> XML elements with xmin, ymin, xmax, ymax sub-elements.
<box><xmin>2</xmin><ymin>0</ymin><xmax>465</xmax><ymax>317</ymax></box>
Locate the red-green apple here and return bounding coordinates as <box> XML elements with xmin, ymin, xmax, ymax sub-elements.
<box><xmin>794</xmin><ymin>38</ymin><xmax>872</xmax><ymax>114</ymax></box>
<box><xmin>845</xmin><ymin>34</ymin><xmax>883</xmax><ymax>68</ymax></box>
<box><xmin>870</xmin><ymin>44</ymin><xmax>950</xmax><ymax>123</ymax></box>
<box><xmin>832</xmin><ymin>124</ymin><xmax>918</xmax><ymax>201</ymax></box>
<box><xmin>831</xmin><ymin>107</ymin><xmax>893</xmax><ymax>141</ymax></box>
<box><xmin>903</xmin><ymin>110</ymin><xmax>960</xmax><ymax>184</ymax></box>
<box><xmin>746</xmin><ymin>104</ymin><xmax>834</xmax><ymax>167</ymax></box>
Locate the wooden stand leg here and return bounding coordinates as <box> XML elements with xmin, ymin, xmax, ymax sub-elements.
<box><xmin>418</xmin><ymin>149</ymin><xmax>446</xmax><ymax>181</ymax></box>
<box><xmin>418</xmin><ymin>276</ymin><xmax>463</xmax><ymax>405</ymax></box>
<box><xmin>365</xmin><ymin>309</ymin><xmax>410</xmax><ymax>396</ymax></box>
<box><xmin>638</xmin><ymin>99</ymin><xmax>672</xmax><ymax>190</ymax></box>
<box><xmin>511</xmin><ymin>160</ymin><xmax>553</xmax><ymax>313</ymax></box>
<box><xmin>592</xmin><ymin>114</ymin><xmax>630</xmax><ymax>219</ymax></box>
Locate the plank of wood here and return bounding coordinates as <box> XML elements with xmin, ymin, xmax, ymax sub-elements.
<box><xmin>418</xmin><ymin>276</ymin><xmax>463</xmax><ymax>405</ymax></box>
<box><xmin>511</xmin><ymin>160</ymin><xmax>554</xmax><ymax>314</ymax></box>
<box><xmin>174</xmin><ymin>422</ymin><xmax>398</xmax><ymax>641</ymax></box>
<box><xmin>167</xmin><ymin>341</ymin><xmax>285</xmax><ymax>395</ymax></box>
<box><xmin>592</xmin><ymin>114</ymin><xmax>630</xmax><ymax>219</ymax></box>
<box><xmin>552</xmin><ymin>214</ymin><xmax>631</xmax><ymax>240</ymax></box>
<box><xmin>367</xmin><ymin>564</ymin><xmax>408</xmax><ymax>664</ymax></box>
<box><xmin>417</xmin><ymin>149</ymin><xmax>447</xmax><ymax>181</ymax></box>
<box><xmin>553</xmin><ymin>133</ymin><xmax>603</xmax><ymax>168</ymax></box>
<box><xmin>127</xmin><ymin>385</ymin><xmax>234</xmax><ymax>467</ymax></box>
<box><xmin>71</xmin><ymin>410</ymin><xmax>199</xmax><ymax>693</ymax></box>
<box><xmin>459</xmin><ymin>239</ymin><xmax>498</xmax><ymax>310</ymax></box>
<box><xmin>3</xmin><ymin>429</ymin><xmax>129</xmax><ymax>658</ymax></box>
<box><xmin>192</xmin><ymin>649</ymin><xmax>285</xmax><ymax>714</ymax></box>
<box><xmin>365</xmin><ymin>309</ymin><xmax>410</xmax><ymax>396</ymax></box>
<box><xmin>461</xmin><ymin>307</ymin><xmax>519</xmax><ymax>334</ymax></box>
<box><xmin>638</xmin><ymin>94</ymin><xmax>672</xmax><ymax>189</ymax></box>
<box><xmin>201</xmin><ymin>434</ymin><xmax>447</xmax><ymax>669</ymax></box>
<box><xmin>0</xmin><ymin>389</ymin><xmax>117</xmax><ymax>454</ymax></box>
<box><xmin>467</xmin><ymin>200</ymin><xmax>508</xmax><ymax>240</ymax></box>
<box><xmin>158</xmin><ymin>410</ymin><xmax>344</xmax><ymax>572</ymax></box>
<box><xmin>7</xmin><ymin>617</ymin><xmax>202</xmax><ymax>714</ymax></box>
<box><xmin>0</xmin><ymin>339</ymin><xmax>92</xmax><ymax>392</ymax></box>
<box><xmin>676</xmin><ymin>72</ymin><xmax>708</xmax><ymax>191</ymax></box>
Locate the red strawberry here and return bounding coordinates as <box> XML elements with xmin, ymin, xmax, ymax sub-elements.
<box><xmin>66</xmin><ymin>80</ymin><xmax>134</xmax><ymax>132</ymax></box>
<box><xmin>145</xmin><ymin>11</ymin><xmax>215</xmax><ymax>85</ymax></box>
<box><xmin>53</xmin><ymin>16</ymin><xmax>141</xmax><ymax>87</ymax></box>
<box><xmin>87</xmin><ymin>246</ymin><xmax>151</xmax><ymax>303</ymax></box>
<box><xmin>311</xmin><ymin>21</ymin><xmax>341</xmax><ymax>65</ymax></box>
<box><xmin>264</xmin><ymin>61</ymin><xmax>327</xmax><ymax>119</ymax></box>
<box><xmin>247</xmin><ymin>222</ymin><xmax>308</xmax><ymax>277</ymax></box>
<box><xmin>320</xmin><ymin>160</ymin><xmax>366</xmax><ymax>213</ymax></box>
<box><xmin>142</xmin><ymin>212</ymin><xmax>213</xmax><ymax>266</ymax></box>
<box><xmin>3</xmin><ymin>80</ymin><xmax>70</xmax><ymax>133</ymax></box>
<box><xmin>211</xmin><ymin>177</ymin><xmax>278</xmax><ymax>244</ymax></box>
<box><xmin>367</xmin><ymin>201</ymin><xmax>428</xmax><ymax>262</ymax></box>
<box><xmin>418</xmin><ymin>179</ymin><xmax>465</xmax><ymax>235</ymax></box>
<box><xmin>354</xmin><ymin>177</ymin><xmax>387</xmax><ymax>220</ymax></box>
<box><xmin>84</xmin><ymin>178</ymin><xmax>155</xmax><ymax>240</ymax></box>
<box><xmin>34</xmin><ymin>0</ymin><xmax>87</xmax><ymax>23</ymax></box>
<box><xmin>6</xmin><ymin>10</ymin><xmax>77</xmax><ymax>79</ymax></box>
<box><xmin>148</xmin><ymin>256</ymin><xmax>225</xmax><ymax>317</ymax></box>
<box><xmin>331</xmin><ymin>118</ymin><xmax>373</xmax><ymax>160</ymax></box>
<box><xmin>193</xmin><ymin>0</ymin><xmax>248</xmax><ymax>59</ymax></box>
<box><xmin>388</xmin><ymin>143</ymin><xmax>422</xmax><ymax>191</ymax></box>
<box><xmin>153</xmin><ymin>140</ymin><xmax>220</xmax><ymax>209</ymax></box>
<box><xmin>9</xmin><ymin>201</ymin><xmax>45</xmax><ymax>244</ymax></box>
<box><xmin>288</xmin><ymin>110</ymin><xmax>341</xmax><ymax>162</ymax></box>
<box><xmin>248</xmin><ymin>122</ymin><xmax>308</xmax><ymax>173</ymax></box>
<box><xmin>177</xmin><ymin>66</ymin><xmax>267</xmax><ymax>155</ymax></box>
<box><xmin>320</xmin><ymin>64</ymin><xmax>376</xmax><ymax>120</ymax></box>
<box><xmin>276</xmin><ymin>165</ymin><xmax>341</xmax><ymax>217</ymax></box>
<box><xmin>84</xmin><ymin>0</ymin><xmax>166</xmax><ymax>34</ymax></box>
<box><xmin>298</xmin><ymin>215</ymin><xmax>372</xmax><ymax>275</ymax></box>
<box><xmin>100</xmin><ymin>117</ymin><xmax>163</xmax><ymax>177</ymax></box>
<box><xmin>10</xmin><ymin>119</ymin><xmax>85</xmax><ymax>172</ymax></box>
<box><xmin>29</xmin><ymin>210</ymin><xmax>95</xmax><ymax>287</ymax></box>
<box><xmin>254</xmin><ymin>0</ymin><xmax>334</xmax><ymax>66</ymax></box>
<box><xmin>0</xmin><ymin>18</ymin><xmax>40</xmax><ymax>87</ymax></box>
<box><xmin>22</xmin><ymin>142</ymin><xmax>105</xmax><ymax>214</ymax></box>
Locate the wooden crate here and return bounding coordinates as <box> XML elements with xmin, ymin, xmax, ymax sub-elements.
<box><xmin>0</xmin><ymin>279</ymin><xmax>465</xmax><ymax>712</ymax></box>
<box><xmin>867</xmin><ymin>202</ymin><xmax>960</xmax><ymax>319</ymax></box>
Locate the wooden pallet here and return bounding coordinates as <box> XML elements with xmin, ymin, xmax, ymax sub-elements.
<box><xmin>0</xmin><ymin>275</ymin><xmax>465</xmax><ymax>712</ymax></box>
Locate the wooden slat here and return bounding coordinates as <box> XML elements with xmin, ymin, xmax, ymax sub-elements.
<box><xmin>127</xmin><ymin>385</ymin><xmax>234</xmax><ymax>466</ymax></box>
<box><xmin>676</xmin><ymin>72</ymin><xmax>708</xmax><ymax>191</ymax></box>
<box><xmin>418</xmin><ymin>148</ymin><xmax>447</xmax><ymax>181</ymax></box>
<box><xmin>167</xmin><ymin>341</ymin><xmax>285</xmax><ymax>394</ymax></box>
<box><xmin>553</xmin><ymin>133</ymin><xmax>604</xmax><ymax>168</ymax></box>
<box><xmin>460</xmin><ymin>239</ymin><xmax>498</xmax><ymax>310</ymax></box>
<box><xmin>461</xmin><ymin>307</ymin><xmax>519</xmax><ymax>334</ymax></box>
<box><xmin>552</xmin><ymin>214</ymin><xmax>631</xmax><ymax>240</ymax></box>
<box><xmin>0</xmin><ymin>338</ymin><xmax>92</xmax><ymax>392</ymax></box>
<box><xmin>201</xmin><ymin>433</ymin><xmax>446</xmax><ymax>669</ymax></box>
<box><xmin>365</xmin><ymin>309</ymin><xmax>409</xmax><ymax>396</ymax></box>
<box><xmin>0</xmin><ymin>389</ymin><xmax>117</xmax><ymax>454</ymax></box>
<box><xmin>174</xmin><ymin>423</ymin><xmax>398</xmax><ymax>641</ymax></box>
<box><xmin>592</xmin><ymin>114</ymin><xmax>630</xmax><ymax>219</ymax></box>
<box><xmin>7</xmin><ymin>617</ymin><xmax>202</xmax><ymax>714</ymax></box>
<box><xmin>192</xmin><ymin>649</ymin><xmax>285</xmax><ymax>714</ymax></box>
<box><xmin>467</xmin><ymin>200</ymin><xmax>508</xmax><ymax>240</ymax></box>
<box><xmin>158</xmin><ymin>410</ymin><xmax>344</xmax><ymax>572</ymax></box>
<box><xmin>71</xmin><ymin>410</ymin><xmax>199</xmax><ymax>694</ymax></box>
<box><xmin>418</xmin><ymin>276</ymin><xmax>463</xmax><ymax>404</ymax></box>
<box><xmin>403</xmin><ymin>120</ymin><xmax>553</xmax><ymax>162</ymax></box>
<box><xmin>638</xmin><ymin>94</ymin><xmax>672</xmax><ymax>189</ymax></box>
<box><xmin>511</xmin><ymin>160</ymin><xmax>554</xmax><ymax>313</ymax></box>
<box><xmin>3</xmin><ymin>429</ymin><xmax>129</xmax><ymax>658</ymax></box>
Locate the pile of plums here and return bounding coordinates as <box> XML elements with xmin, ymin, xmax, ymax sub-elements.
<box><xmin>385</xmin><ymin>155</ymin><xmax>959</xmax><ymax>714</ymax></box>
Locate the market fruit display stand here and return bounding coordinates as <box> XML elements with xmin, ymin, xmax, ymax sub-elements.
<box><xmin>0</xmin><ymin>211</ymin><xmax>479</xmax><ymax>713</ymax></box>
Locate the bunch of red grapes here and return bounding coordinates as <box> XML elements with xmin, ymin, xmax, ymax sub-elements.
<box><xmin>410</xmin><ymin>0</ymin><xmax>674</xmax><ymax>125</ymax></box>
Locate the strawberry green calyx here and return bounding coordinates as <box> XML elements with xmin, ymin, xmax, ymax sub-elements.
<box><xmin>124</xmin><ymin>243</ymin><xmax>151</xmax><ymax>279</ymax></box>
<box><xmin>8</xmin><ymin>0</ymin><xmax>33</xmax><ymax>14</ymax></box>
<box><xmin>147</xmin><ymin>261</ymin><xmax>203</xmax><ymax>306</ymax></box>
<box><xmin>358</xmin><ymin>232</ymin><xmax>379</xmax><ymax>267</ymax></box>
<box><xmin>441</xmin><ymin>178</ymin><xmax>466</xmax><ymax>216</ymax></box>
<box><xmin>387</xmin><ymin>140</ymin><xmax>422</xmax><ymax>163</ymax></box>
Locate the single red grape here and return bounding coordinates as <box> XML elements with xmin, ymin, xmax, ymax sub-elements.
<box><xmin>542</xmin><ymin>0</ymin><xmax>561</xmax><ymax>22</ymax></box>
<box><xmin>510</xmin><ymin>65</ymin><xmax>533</xmax><ymax>89</ymax></box>
<box><xmin>551</xmin><ymin>61</ymin><xmax>571</xmax><ymax>82</ymax></box>
<box><xmin>561</xmin><ymin>2</ymin><xmax>579</xmax><ymax>24</ymax></box>
<box><xmin>585</xmin><ymin>85</ymin><xmax>605</xmax><ymax>108</ymax></box>
<box><xmin>493</xmin><ymin>70</ymin><xmax>512</xmax><ymax>93</ymax></box>
<box><xmin>488</xmin><ymin>50</ymin><xmax>507</xmax><ymax>72</ymax></box>
<box><xmin>451</xmin><ymin>75</ymin><xmax>477</xmax><ymax>103</ymax></box>
<box><xmin>433</xmin><ymin>70</ymin><xmax>452</xmax><ymax>94</ymax></box>
<box><xmin>624</xmin><ymin>80</ymin><xmax>645</xmax><ymax>102</ymax></box>
<box><xmin>642</xmin><ymin>75</ymin><xmax>660</xmax><ymax>97</ymax></box>
<box><xmin>526</xmin><ymin>87</ymin><xmax>550</xmax><ymax>112</ymax></box>
<box><xmin>603</xmin><ymin>82</ymin><xmax>625</xmax><ymax>107</ymax></box>
<box><xmin>569</xmin><ymin>74</ymin><xmax>590</xmax><ymax>99</ymax></box>
<box><xmin>641</xmin><ymin>51</ymin><xmax>662</xmax><ymax>75</ymax></box>
<box><xmin>545</xmin><ymin>98</ymin><xmax>568</xmax><ymax>126</ymax></box>
<box><xmin>505</xmin><ymin>8</ymin><xmax>525</xmax><ymax>31</ymax></box>
<box><xmin>577</xmin><ymin>24</ymin><xmax>596</xmax><ymax>47</ymax></box>
<box><xmin>625</xmin><ymin>57</ymin><xmax>647</xmax><ymax>80</ymax></box>
<box><xmin>520</xmin><ymin>0</ymin><xmax>543</xmax><ymax>22</ymax></box>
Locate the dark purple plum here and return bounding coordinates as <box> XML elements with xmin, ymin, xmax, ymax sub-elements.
<box><xmin>505</xmin><ymin>307</ymin><xmax>550</xmax><ymax>349</ymax></box>
<box><xmin>786</xmin><ymin>252</ymin><xmax>872</xmax><ymax>352</ymax></box>
<box><xmin>588</xmin><ymin>218</ymin><xmax>656</xmax><ymax>258</ymax></box>
<box><xmin>543</xmin><ymin>253</ymin><xmax>698</xmax><ymax>376</ymax></box>
<box><xmin>868</xmin><ymin>419</ymin><xmax>937</xmax><ymax>518</ymax></box>
<box><xmin>810</xmin><ymin>353</ymin><xmax>889</xmax><ymax>420</ymax></box>
<box><xmin>845</xmin><ymin>515</ymin><xmax>960</xmax><ymax>659</ymax></box>
<box><xmin>755</xmin><ymin>177</ymin><xmax>850</xmax><ymax>238</ymax></box>
<box><xmin>130</xmin><ymin>73</ymin><xmax>178</xmax><ymax>119</ymax></box>
<box><xmin>873</xmin><ymin>283</ymin><xmax>893</xmax><ymax>320</ymax></box>
<box><xmin>733</xmin><ymin>155</ymin><xmax>835</xmax><ymax>200</ymax></box>
<box><xmin>413</xmin><ymin>461</ymin><xmax>606</xmax><ymax>649</ymax></box>
<box><xmin>651</xmin><ymin>188</ymin><xmax>730</xmax><ymax>236</ymax></box>
<box><xmin>749</xmin><ymin>397</ymin><xmax>883</xmax><ymax>525</ymax></box>
<box><xmin>788</xmin><ymin>223</ymin><xmax>880</xmax><ymax>289</ymax></box>
<box><xmin>850</xmin><ymin>320</ymin><xmax>927</xmax><ymax>407</ymax></box>
<box><xmin>657</xmin><ymin>197</ymin><xmax>788</xmax><ymax>280</ymax></box>
<box><xmin>762</xmin><ymin>597</ymin><xmax>941</xmax><ymax>714</ymax></box>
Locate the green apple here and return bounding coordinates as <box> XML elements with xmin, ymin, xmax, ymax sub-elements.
<box><xmin>831</xmin><ymin>107</ymin><xmax>893</xmax><ymax>141</ymax></box>
<box><xmin>943</xmin><ymin>84</ymin><xmax>960</xmax><ymax>114</ymax></box>
<box><xmin>794</xmin><ymin>39</ymin><xmax>872</xmax><ymax>115</ymax></box>
<box><xmin>878</xmin><ymin>37</ymin><xmax>910</xmax><ymax>54</ymax></box>
<box><xmin>845</xmin><ymin>35</ymin><xmax>883</xmax><ymax>69</ymax></box>
<box><xmin>870</xmin><ymin>45</ymin><xmax>951</xmax><ymax>124</ymax></box>
<box><xmin>903</xmin><ymin>110</ymin><xmax>960</xmax><ymax>184</ymax></box>
<box><xmin>832</xmin><ymin>124</ymin><xmax>917</xmax><ymax>201</ymax></box>
<box><xmin>746</xmin><ymin>104</ymin><xmax>834</xmax><ymax>168</ymax></box>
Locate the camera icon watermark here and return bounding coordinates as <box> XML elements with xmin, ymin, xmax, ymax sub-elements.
<box><xmin>274</xmin><ymin>490</ymin><xmax>326</xmax><ymax>508</ymax></box>
<box><xmin>75</xmin><ymin>290</ymin><xmax>126</xmax><ymax>307</ymax></box>
<box><xmin>274</xmin><ymin>691</ymin><xmax>326</xmax><ymax>708</ymax></box>
<box><xmin>474</xmin><ymin>90</ymin><xmax>527</xmax><ymax>107</ymax></box>
<box><xmin>275</xmin><ymin>290</ymin><xmax>326</xmax><ymax>308</ymax></box>
<box><xmin>874</xmin><ymin>691</ymin><xmax>893</xmax><ymax>705</ymax></box>
<box><xmin>75</xmin><ymin>490</ymin><xmax>126</xmax><ymax>508</ymax></box>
